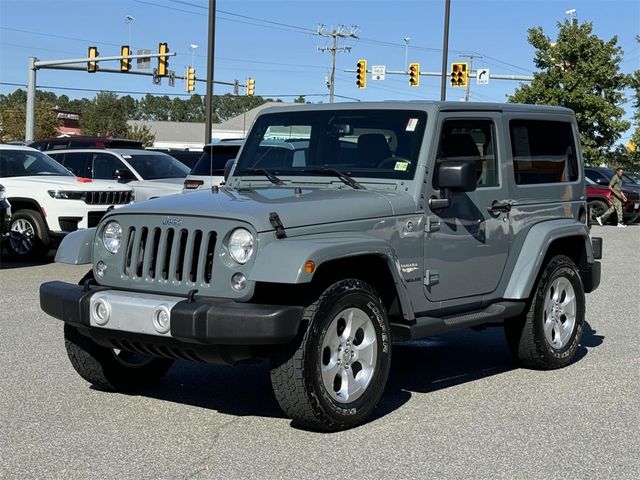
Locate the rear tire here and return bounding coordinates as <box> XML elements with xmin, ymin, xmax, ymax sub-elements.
<box><xmin>64</xmin><ymin>324</ymin><xmax>174</xmax><ymax>391</ymax></box>
<box><xmin>270</xmin><ymin>279</ymin><xmax>391</xmax><ymax>431</ymax></box>
<box><xmin>505</xmin><ymin>255</ymin><xmax>585</xmax><ymax>370</ymax></box>
<box><xmin>7</xmin><ymin>209</ymin><xmax>50</xmax><ymax>260</ymax></box>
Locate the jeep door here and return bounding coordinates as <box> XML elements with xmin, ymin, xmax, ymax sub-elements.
<box><xmin>423</xmin><ymin>113</ymin><xmax>510</xmax><ymax>303</ymax></box>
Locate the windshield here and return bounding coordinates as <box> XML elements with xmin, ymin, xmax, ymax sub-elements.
<box><xmin>123</xmin><ymin>153</ymin><xmax>190</xmax><ymax>180</ymax></box>
<box><xmin>234</xmin><ymin>109</ymin><xmax>427</xmax><ymax>181</ymax></box>
<box><xmin>0</xmin><ymin>149</ymin><xmax>73</xmax><ymax>177</ymax></box>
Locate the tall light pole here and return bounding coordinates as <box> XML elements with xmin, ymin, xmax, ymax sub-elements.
<box><xmin>404</xmin><ymin>37</ymin><xmax>410</xmax><ymax>71</ymax></box>
<box><xmin>204</xmin><ymin>0</ymin><xmax>216</xmax><ymax>144</ymax></box>
<box><xmin>190</xmin><ymin>43</ymin><xmax>198</xmax><ymax>67</ymax></box>
<box><xmin>440</xmin><ymin>0</ymin><xmax>451</xmax><ymax>101</ymax></box>
<box><xmin>125</xmin><ymin>15</ymin><xmax>135</xmax><ymax>46</ymax></box>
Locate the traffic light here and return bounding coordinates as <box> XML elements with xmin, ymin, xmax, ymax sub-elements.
<box><xmin>157</xmin><ymin>42</ymin><xmax>169</xmax><ymax>77</ymax></box>
<box><xmin>356</xmin><ymin>59</ymin><xmax>367</xmax><ymax>89</ymax></box>
<box><xmin>247</xmin><ymin>78</ymin><xmax>255</xmax><ymax>96</ymax></box>
<box><xmin>450</xmin><ymin>62</ymin><xmax>468</xmax><ymax>87</ymax></box>
<box><xmin>409</xmin><ymin>62</ymin><xmax>420</xmax><ymax>87</ymax></box>
<box><xmin>186</xmin><ymin>67</ymin><xmax>196</xmax><ymax>93</ymax></box>
<box><xmin>120</xmin><ymin>45</ymin><xmax>131</xmax><ymax>72</ymax></box>
<box><xmin>87</xmin><ymin>46</ymin><xmax>98</xmax><ymax>73</ymax></box>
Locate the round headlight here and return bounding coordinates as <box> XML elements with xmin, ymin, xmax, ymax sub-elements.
<box><xmin>228</xmin><ymin>228</ymin><xmax>254</xmax><ymax>264</ymax></box>
<box><xmin>102</xmin><ymin>221</ymin><xmax>122</xmax><ymax>254</ymax></box>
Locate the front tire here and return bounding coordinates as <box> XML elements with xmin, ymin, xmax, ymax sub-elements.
<box><xmin>270</xmin><ymin>279</ymin><xmax>391</xmax><ymax>431</ymax></box>
<box><xmin>7</xmin><ymin>209</ymin><xmax>50</xmax><ymax>260</ymax></box>
<box><xmin>505</xmin><ymin>255</ymin><xmax>585</xmax><ymax>370</ymax></box>
<box><xmin>588</xmin><ymin>199</ymin><xmax>609</xmax><ymax>225</ymax></box>
<box><xmin>64</xmin><ymin>324</ymin><xmax>174</xmax><ymax>391</ymax></box>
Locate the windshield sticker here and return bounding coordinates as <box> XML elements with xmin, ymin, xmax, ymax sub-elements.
<box><xmin>394</xmin><ymin>161</ymin><xmax>409</xmax><ymax>171</ymax></box>
<box><xmin>406</xmin><ymin>118</ymin><xmax>418</xmax><ymax>131</ymax></box>
<box><xmin>122</xmin><ymin>154</ymin><xmax>132</xmax><ymax>159</ymax></box>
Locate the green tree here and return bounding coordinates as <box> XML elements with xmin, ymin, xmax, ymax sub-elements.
<box><xmin>0</xmin><ymin>102</ymin><xmax>60</xmax><ymax>141</ymax></box>
<box><xmin>81</xmin><ymin>91</ymin><xmax>128</xmax><ymax>136</ymax></box>
<box><xmin>213</xmin><ymin>93</ymin><xmax>267</xmax><ymax>122</ymax></box>
<box><xmin>126</xmin><ymin>123</ymin><xmax>156</xmax><ymax>146</ymax></box>
<box><xmin>509</xmin><ymin>19</ymin><xmax>630</xmax><ymax>164</ymax></box>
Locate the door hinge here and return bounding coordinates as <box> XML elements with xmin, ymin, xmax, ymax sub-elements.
<box><xmin>425</xmin><ymin>216</ymin><xmax>441</xmax><ymax>233</ymax></box>
<box><xmin>424</xmin><ymin>269</ymin><xmax>440</xmax><ymax>286</ymax></box>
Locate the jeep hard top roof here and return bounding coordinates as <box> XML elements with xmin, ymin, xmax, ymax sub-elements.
<box><xmin>257</xmin><ymin>101</ymin><xmax>574</xmax><ymax>116</ymax></box>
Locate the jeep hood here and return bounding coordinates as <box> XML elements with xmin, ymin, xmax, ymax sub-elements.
<box><xmin>114</xmin><ymin>186</ymin><xmax>416</xmax><ymax>232</ymax></box>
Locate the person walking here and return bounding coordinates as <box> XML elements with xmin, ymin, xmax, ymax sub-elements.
<box><xmin>596</xmin><ymin>167</ymin><xmax>628</xmax><ymax>228</ymax></box>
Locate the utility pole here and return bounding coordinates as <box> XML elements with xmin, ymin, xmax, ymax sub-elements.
<box><xmin>440</xmin><ymin>0</ymin><xmax>451</xmax><ymax>101</ymax></box>
<box><xmin>204</xmin><ymin>0</ymin><xmax>216</xmax><ymax>144</ymax></box>
<box><xmin>317</xmin><ymin>24</ymin><xmax>357</xmax><ymax>103</ymax></box>
<box><xmin>459</xmin><ymin>53</ymin><xmax>482</xmax><ymax>101</ymax></box>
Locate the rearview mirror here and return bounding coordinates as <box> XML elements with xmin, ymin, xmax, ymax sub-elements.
<box><xmin>113</xmin><ymin>169</ymin><xmax>134</xmax><ymax>182</ymax></box>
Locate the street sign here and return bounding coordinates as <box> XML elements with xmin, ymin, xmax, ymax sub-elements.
<box><xmin>152</xmin><ymin>68</ymin><xmax>161</xmax><ymax>85</ymax></box>
<box><xmin>168</xmin><ymin>70</ymin><xmax>175</xmax><ymax>87</ymax></box>
<box><xmin>371</xmin><ymin>65</ymin><xmax>386</xmax><ymax>81</ymax></box>
<box><xmin>476</xmin><ymin>68</ymin><xmax>490</xmax><ymax>85</ymax></box>
<box><xmin>136</xmin><ymin>49</ymin><xmax>151</xmax><ymax>69</ymax></box>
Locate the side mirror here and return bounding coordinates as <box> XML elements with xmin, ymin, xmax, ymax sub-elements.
<box><xmin>437</xmin><ymin>159</ymin><xmax>477</xmax><ymax>192</ymax></box>
<box><xmin>223</xmin><ymin>159</ymin><xmax>235</xmax><ymax>182</ymax></box>
<box><xmin>113</xmin><ymin>169</ymin><xmax>134</xmax><ymax>182</ymax></box>
<box><xmin>429</xmin><ymin>159</ymin><xmax>477</xmax><ymax>210</ymax></box>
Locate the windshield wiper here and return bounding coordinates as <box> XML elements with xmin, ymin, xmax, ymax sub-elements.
<box><xmin>303</xmin><ymin>167</ymin><xmax>365</xmax><ymax>190</ymax></box>
<box><xmin>239</xmin><ymin>168</ymin><xmax>284</xmax><ymax>185</ymax></box>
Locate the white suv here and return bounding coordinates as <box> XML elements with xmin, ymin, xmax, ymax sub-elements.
<box><xmin>0</xmin><ymin>145</ymin><xmax>133</xmax><ymax>260</ymax></box>
<box><xmin>46</xmin><ymin>148</ymin><xmax>189</xmax><ymax>202</ymax></box>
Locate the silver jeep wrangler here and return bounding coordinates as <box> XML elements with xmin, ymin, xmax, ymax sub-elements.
<box><xmin>41</xmin><ymin>102</ymin><xmax>602</xmax><ymax>431</ymax></box>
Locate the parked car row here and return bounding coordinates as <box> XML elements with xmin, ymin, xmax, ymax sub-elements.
<box><xmin>1</xmin><ymin>139</ymin><xmax>244</xmax><ymax>261</ymax></box>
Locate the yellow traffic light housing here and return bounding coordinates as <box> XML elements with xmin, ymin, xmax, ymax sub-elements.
<box><xmin>87</xmin><ymin>46</ymin><xmax>98</xmax><ymax>73</ymax></box>
<box><xmin>157</xmin><ymin>42</ymin><xmax>169</xmax><ymax>77</ymax></box>
<box><xmin>450</xmin><ymin>62</ymin><xmax>468</xmax><ymax>87</ymax></box>
<box><xmin>120</xmin><ymin>45</ymin><xmax>131</xmax><ymax>72</ymax></box>
<box><xmin>356</xmin><ymin>59</ymin><xmax>367</xmax><ymax>89</ymax></box>
<box><xmin>409</xmin><ymin>63</ymin><xmax>420</xmax><ymax>87</ymax></box>
<box><xmin>247</xmin><ymin>78</ymin><xmax>255</xmax><ymax>96</ymax></box>
<box><xmin>187</xmin><ymin>67</ymin><xmax>196</xmax><ymax>93</ymax></box>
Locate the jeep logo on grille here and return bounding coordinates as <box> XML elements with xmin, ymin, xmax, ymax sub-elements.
<box><xmin>162</xmin><ymin>216</ymin><xmax>182</xmax><ymax>227</ymax></box>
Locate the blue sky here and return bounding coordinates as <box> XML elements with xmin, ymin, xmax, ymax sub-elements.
<box><xmin>0</xmin><ymin>0</ymin><xmax>638</xmax><ymax>112</ymax></box>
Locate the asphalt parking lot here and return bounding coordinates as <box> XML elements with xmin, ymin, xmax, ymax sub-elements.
<box><xmin>1</xmin><ymin>225</ymin><xmax>638</xmax><ymax>480</ymax></box>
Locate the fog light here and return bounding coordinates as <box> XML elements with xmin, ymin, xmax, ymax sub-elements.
<box><xmin>152</xmin><ymin>305</ymin><xmax>171</xmax><ymax>334</ymax></box>
<box><xmin>96</xmin><ymin>261</ymin><xmax>107</xmax><ymax>278</ymax></box>
<box><xmin>231</xmin><ymin>272</ymin><xmax>247</xmax><ymax>291</ymax></box>
<box><xmin>93</xmin><ymin>299</ymin><xmax>111</xmax><ymax>325</ymax></box>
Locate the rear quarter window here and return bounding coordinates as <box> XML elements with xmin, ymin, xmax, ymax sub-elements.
<box><xmin>510</xmin><ymin>119</ymin><xmax>578</xmax><ymax>185</ymax></box>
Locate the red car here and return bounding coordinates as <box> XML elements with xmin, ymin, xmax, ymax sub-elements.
<box><xmin>586</xmin><ymin>177</ymin><xmax>640</xmax><ymax>224</ymax></box>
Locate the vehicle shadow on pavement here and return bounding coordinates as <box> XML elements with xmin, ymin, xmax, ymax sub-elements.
<box><xmin>127</xmin><ymin>321</ymin><xmax>603</xmax><ymax>427</ymax></box>
<box><xmin>0</xmin><ymin>251</ymin><xmax>55</xmax><ymax>269</ymax></box>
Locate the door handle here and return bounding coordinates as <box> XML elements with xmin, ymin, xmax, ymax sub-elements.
<box><xmin>488</xmin><ymin>200</ymin><xmax>512</xmax><ymax>214</ymax></box>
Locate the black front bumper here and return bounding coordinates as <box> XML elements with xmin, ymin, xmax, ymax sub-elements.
<box><xmin>40</xmin><ymin>281</ymin><xmax>304</xmax><ymax>346</ymax></box>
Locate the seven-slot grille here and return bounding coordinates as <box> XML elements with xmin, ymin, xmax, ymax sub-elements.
<box><xmin>123</xmin><ymin>226</ymin><xmax>217</xmax><ymax>285</ymax></box>
<box><xmin>85</xmin><ymin>191</ymin><xmax>132</xmax><ymax>205</ymax></box>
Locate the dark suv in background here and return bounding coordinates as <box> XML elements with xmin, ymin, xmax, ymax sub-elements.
<box><xmin>29</xmin><ymin>136</ymin><xmax>143</xmax><ymax>151</ymax></box>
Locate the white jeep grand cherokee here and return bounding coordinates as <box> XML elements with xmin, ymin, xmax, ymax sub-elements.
<box><xmin>0</xmin><ymin>145</ymin><xmax>133</xmax><ymax>260</ymax></box>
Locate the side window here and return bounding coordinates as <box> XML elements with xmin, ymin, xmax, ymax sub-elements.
<box><xmin>510</xmin><ymin>120</ymin><xmax>578</xmax><ymax>185</ymax></box>
<box><xmin>91</xmin><ymin>153</ymin><xmax>127</xmax><ymax>180</ymax></box>
<box><xmin>434</xmin><ymin>119</ymin><xmax>498</xmax><ymax>188</ymax></box>
<box><xmin>59</xmin><ymin>152</ymin><xmax>90</xmax><ymax>177</ymax></box>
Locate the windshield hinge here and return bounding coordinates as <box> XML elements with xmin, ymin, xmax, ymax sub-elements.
<box><xmin>269</xmin><ymin>212</ymin><xmax>287</xmax><ymax>239</ymax></box>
